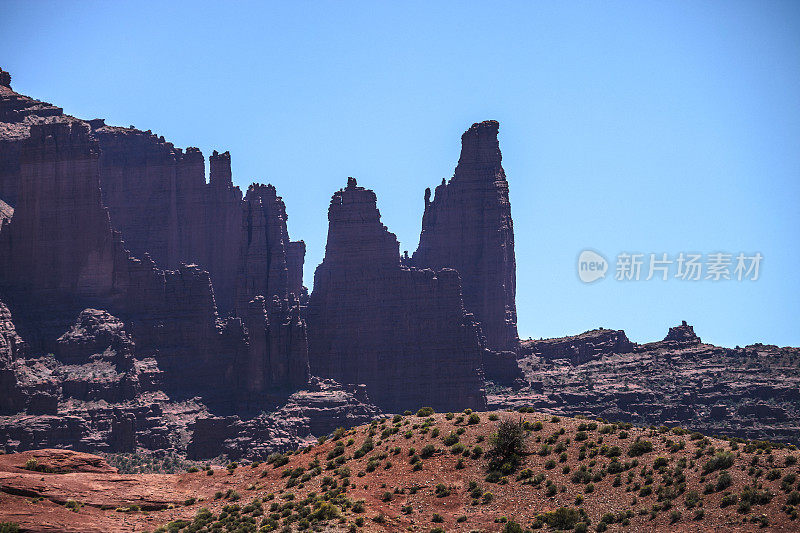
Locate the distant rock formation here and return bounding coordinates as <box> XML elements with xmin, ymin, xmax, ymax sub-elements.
<box><xmin>91</xmin><ymin>126</ymin><xmax>306</xmax><ymax>314</ymax></box>
<box><xmin>187</xmin><ymin>378</ymin><xmax>381</xmax><ymax>460</ymax></box>
<box><xmin>307</xmin><ymin>178</ymin><xmax>487</xmax><ymax>412</ymax></box>
<box><xmin>0</xmin><ymin>122</ymin><xmax>308</xmax><ymax>410</ymax></box>
<box><xmin>0</xmin><ymin>79</ymin><xmax>306</xmax><ymax>317</ymax></box>
<box><xmin>521</xmin><ymin>328</ymin><xmax>634</xmax><ymax>365</ymax></box>
<box><xmin>663</xmin><ymin>320</ymin><xmax>701</xmax><ymax>345</ymax></box>
<box><xmin>236</xmin><ymin>184</ymin><xmax>305</xmax><ymax>313</ymax></box>
<box><xmin>413</xmin><ymin>120</ymin><xmax>518</xmax><ymax>351</ymax></box>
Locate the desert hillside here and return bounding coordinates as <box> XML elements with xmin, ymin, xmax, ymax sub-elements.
<box><xmin>1</xmin><ymin>409</ymin><xmax>799</xmax><ymax>532</ymax></box>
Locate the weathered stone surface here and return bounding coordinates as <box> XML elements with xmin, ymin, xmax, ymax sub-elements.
<box><xmin>495</xmin><ymin>323</ymin><xmax>800</xmax><ymax>444</ymax></box>
<box><xmin>235</xmin><ymin>184</ymin><xmax>304</xmax><ymax>313</ymax></box>
<box><xmin>0</xmin><ymin>297</ymin><xmax>25</xmax><ymax>363</ymax></box>
<box><xmin>187</xmin><ymin>377</ymin><xmax>381</xmax><ymax>460</ymax></box>
<box><xmin>0</xmin><ymin>197</ymin><xmax>11</xmax><ymax>225</ymax></box>
<box><xmin>0</xmin><ymin>76</ymin><xmax>307</xmax><ymax>318</ymax></box>
<box><xmin>1</xmin><ymin>448</ymin><xmax>117</xmax><ymax>473</ymax></box>
<box><xmin>413</xmin><ymin>120</ymin><xmax>518</xmax><ymax>351</ymax></box>
<box><xmin>663</xmin><ymin>320</ymin><xmax>701</xmax><ymax>345</ymax></box>
<box><xmin>55</xmin><ymin>309</ymin><xmax>133</xmax><ymax>364</ymax></box>
<box><xmin>307</xmin><ymin>178</ymin><xmax>487</xmax><ymax>412</ymax></box>
<box><xmin>0</xmin><ymin>121</ymin><xmax>308</xmax><ymax>411</ymax></box>
<box><xmin>520</xmin><ymin>327</ymin><xmax>634</xmax><ymax>365</ymax></box>
<box><xmin>481</xmin><ymin>349</ymin><xmax>523</xmax><ymax>385</ymax></box>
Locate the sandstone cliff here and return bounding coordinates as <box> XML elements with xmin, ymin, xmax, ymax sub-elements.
<box><xmin>0</xmin><ymin>122</ymin><xmax>309</xmax><ymax>410</ymax></box>
<box><xmin>413</xmin><ymin>120</ymin><xmax>518</xmax><ymax>352</ymax></box>
<box><xmin>307</xmin><ymin>178</ymin><xmax>487</xmax><ymax>412</ymax></box>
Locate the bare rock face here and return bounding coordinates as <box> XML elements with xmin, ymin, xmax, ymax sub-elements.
<box><xmin>412</xmin><ymin>120</ymin><xmax>518</xmax><ymax>351</ymax></box>
<box><xmin>0</xmin><ymin>123</ymin><xmax>118</xmax><ymax>309</ymax></box>
<box><xmin>663</xmin><ymin>320</ymin><xmax>701</xmax><ymax>345</ymax></box>
<box><xmin>0</xmin><ymin>298</ymin><xmax>25</xmax><ymax>363</ymax></box>
<box><xmin>0</xmin><ymin>121</ymin><xmax>308</xmax><ymax>410</ymax></box>
<box><xmin>521</xmin><ymin>328</ymin><xmax>634</xmax><ymax>365</ymax></box>
<box><xmin>0</xmin><ymin>78</ymin><xmax>307</xmax><ymax>319</ymax></box>
<box><xmin>187</xmin><ymin>377</ymin><xmax>381</xmax><ymax>460</ymax></box>
<box><xmin>55</xmin><ymin>309</ymin><xmax>133</xmax><ymax>364</ymax></box>
<box><xmin>307</xmin><ymin>178</ymin><xmax>487</xmax><ymax>412</ymax></box>
<box><xmin>0</xmin><ymin>69</ymin><xmax>79</xmax><ymax>208</ymax></box>
<box><xmin>236</xmin><ymin>184</ymin><xmax>305</xmax><ymax>313</ymax></box>
<box><xmin>0</xmin><ymin>197</ymin><xmax>11</xmax><ymax>225</ymax></box>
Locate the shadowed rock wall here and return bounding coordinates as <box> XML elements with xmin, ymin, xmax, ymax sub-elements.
<box><xmin>307</xmin><ymin>178</ymin><xmax>486</xmax><ymax>412</ymax></box>
<box><xmin>413</xmin><ymin>120</ymin><xmax>518</xmax><ymax>351</ymax></box>
<box><xmin>0</xmin><ymin>122</ymin><xmax>308</xmax><ymax>409</ymax></box>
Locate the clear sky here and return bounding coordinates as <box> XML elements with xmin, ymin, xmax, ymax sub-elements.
<box><xmin>2</xmin><ymin>1</ymin><xmax>798</xmax><ymax>348</ymax></box>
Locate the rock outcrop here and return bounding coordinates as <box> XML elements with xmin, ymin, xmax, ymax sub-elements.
<box><xmin>413</xmin><ymin>120</ymin><xmax>518</xmax><ymax>351</ymax></box>
<box><xmin>0</xmin><ymin>298</ymin><xmax>25</xmax><ymax>363</ymax></box>
<box><xmin>500</xmin><ymin>323</ymin><xmax>800</xmax><ymax>444</ymax></box>
<box><xmin>520</xmin><ymin>328</ymin><xmax>634</xmax><ymax>365</ymax></box>
<box><xmin>0</xmin><ymin>122</ymin><xmax>309</xmax><ymax>411</ymax></box>
<box><xmin>0</xmin><ymin>76</ymin><xmax>307</xmax><ymax>319</ymax></box>
<box><xmin>187</xmin><ymin>377</ymin><xmax>381</xmax><ymax>460</ymax></box>
<box><xmin>663</xmin><ymin>320</ymin><xmax>701</xmax><ymax>345</ymax></box>
<box><xmin>307</xmin><ymin>178</ymin><xmax>487</xmax><ymax>412</ymax></box>
<box><xmin>0</xmin><ymin>197</ymin><xmax>11</xmax><ymax>225</ymax></box>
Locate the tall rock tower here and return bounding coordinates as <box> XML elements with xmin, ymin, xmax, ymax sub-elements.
<box><xmin>413</xmin><ymin>120</ymin><xmax>518</xmax><ymax>351</ymax></box>
<box><xmin>307</xmin><ymin>178</ymin><xmax>486</xmax><ymax>412</ymax></box>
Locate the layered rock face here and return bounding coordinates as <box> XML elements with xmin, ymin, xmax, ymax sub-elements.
<box><xmin>500</xmin><ymin>323</ymin><xmax>800</xmax><ymax>444</ymax></box>
<box><xmin>307</xmin><ymin>178</ymin><xmax>486</xmax><ymax>412</ymax></box>
<box><xmin>520</xmin><ymin>328</ymin><xmax>634</xmax><ymax>365</ymax></box>
<box><xmin>0</xmin><ymin>122</ymin><xmax>308</xmax><ymax>409</ymax></box>
<box><xmin>663</xmin><ymin>320</ymin><xmax>701</xmax><ymax>345</ymax></box>
<box><xmin>0</xmin><ymin>298</ymin><xmax>25</xmax><ymax>363</ymax></box>
<box><xmin>236</xmin><ymin>184</ymin><xmax>305</xmax><ymax>312</ymax></box>
<box><xmin>187</xmin><ymin>378</ymin><xmax>380</xmax><ymax>460</ymax></box>
<box><xmin>0</xmin><ymin>75</ymin><xmax>306</xmax><ymax>317</ymax></box>
<box><xmin>0</xmin><ymin>122</ymin><xmax>121</xmax><ymax>314</ymax></box>
<box><xmin>412</xmin><ymin>120</ymin><xmax>518</xmax><ymax>351</ymax></box>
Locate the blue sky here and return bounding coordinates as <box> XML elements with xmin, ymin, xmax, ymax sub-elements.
<box><xmin>2</xmin><ymin>1</ymin><xmax>798</xmax><ymax>347</ymax></box>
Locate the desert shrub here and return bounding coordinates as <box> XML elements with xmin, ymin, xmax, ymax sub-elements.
<box><xmin>740</xmin><ymin>486</ymin><xmax>773</xmax><ymax>506</ymax></box>
<box><xmin>703</xmin><ymin>451</ymin><xmax>734</xmax><ymax>474</ymax></box>
<box><xmin>0</xmin><ymin>524</ymin><xmax>20</xmax><ymax>533</ymax></box>
<box><xmin>628</xmin><ymin>439</ymin><xmax>653</xmax><ymax>457</ymax></box>
<box><xmin>420</xmin><ymin>444</ymin><xmax>436</xmax><ymax>458</ymax></box>
<box><xmin>503</xmin><ymin>520</ymin><xmax>523</xmax><ymax>533</ymax></box>
<box><xmin>416</xmin><ymin>407</ymin><xmax>434</xmax><ymax>417</ymax></box>
<box><xmin>488</xmin><ymin>420</ymin><xmax>526</xmax><ymax>459</ymax></box>
<box><xmin>716</xmin><ymin>470</ymin><xmax>732</xmax><ymax>491</ymax></box>
<box><xmin>468</xmin><ymin>413</ymin><xmax>481</xmax><ymax>424</ymax></box>
<box><xmin>539</xmin><ymin>507</ymin><xmax>586</xmax><ymax>530</ymax></box>
<box><xmin>431</xmin><ymin>513</ymin><xmax>444</xmax><ymax>523</ymax></box>
<box><xmin>720</xmin><ymin>493</ymin><xmax>738</xmax><ymax>507</ymax></box>
<box><xmin>653</xmin><ymin>457</ymin><xmax>669</xmax><ymax>469</ymax></box>
<box><xmin>685</xmin><ymin>490</ymin><xmax>701</xmax><ymax>508</ymax></box>
<box><xmin>443</xmin><ymin>432</ymin><xmax>459</xmax><ymax>446</ymax></box>
<box><xmin>64</xmin><ymin>499</ymin><xmax>81</xmax><ymax>511</ymax></box>
<box><xmin>23</xmin><ymin>458</ymin><xmax>54</xmax><ymax>473</ymax></box>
